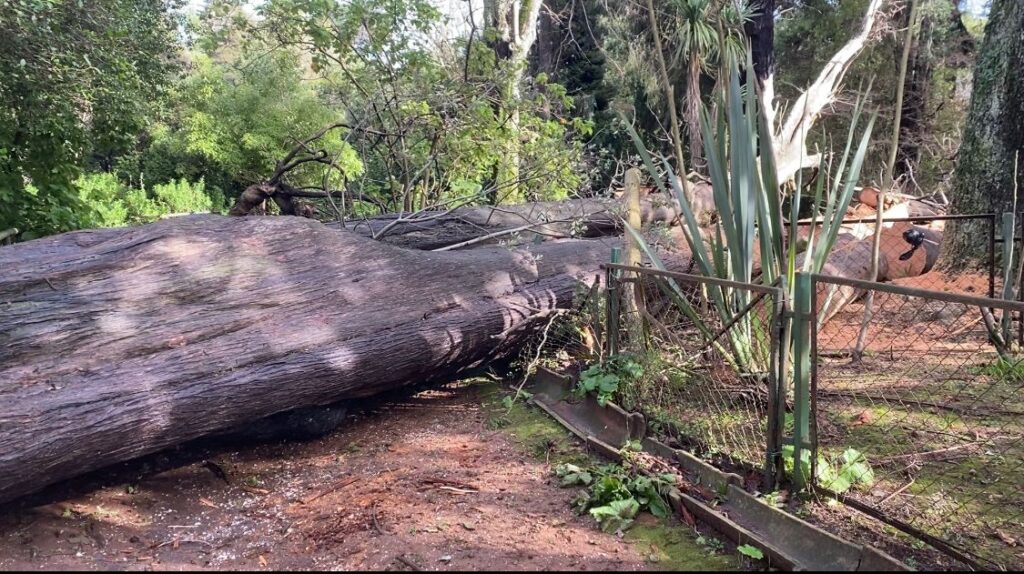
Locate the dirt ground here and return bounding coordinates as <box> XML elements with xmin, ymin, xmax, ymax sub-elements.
<box><xmin>0</xmin><ymin>381</ymin><xmax>734</xmax><ymax>571</ymax></box>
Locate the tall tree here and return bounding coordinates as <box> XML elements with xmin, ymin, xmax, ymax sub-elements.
<box><xmin>895</xmin><ymin>0</ymin><xmax>976</xmax><ymax>181</ymax></box>
<box><xmin>765</xmin><ymin>0</ymin><xmax>886</xmax><ymax>185</ymax></box>
<box><xmin>942</xmin><ymin>0</ymin><xmax>1024</xmax><ymax>267</ymax></box>
<box><xmin>484</xmin><ymin>0</ymin><xmax>545</xmax><ymax>202</ymax></box>
<box><xmin>745</xmin><ymin>0</ymin><xmax>776</xmax><ymax>130</ymax></box>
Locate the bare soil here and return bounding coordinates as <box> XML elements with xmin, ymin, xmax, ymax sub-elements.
<box><xmin>0</xmin><ymin>382</ymin><xmax>717</xmax><ymax>571</ymax></box>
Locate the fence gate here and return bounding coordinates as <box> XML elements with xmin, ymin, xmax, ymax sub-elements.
<box><xmin>809</xmin><ymin>274</ymin><xmax>1024</xmax><ymax>571</ymax></box>
<box><xmin>604</xmin><ymin>262</ymin><xmax>786</xmax><ymax>490</ymax></box>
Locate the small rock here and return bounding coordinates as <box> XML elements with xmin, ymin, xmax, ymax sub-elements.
<box><xmin>439</xmin><ymin>555</ymin><xmax>453</xmax><ymax>563</ymax></box>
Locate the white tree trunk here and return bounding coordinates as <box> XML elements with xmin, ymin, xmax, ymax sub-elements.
<box><xmin>766</xmin><ymin>0</ymin><xmax>887</xmax><ymax>185</ymax></box>
<box><xmin>487</xmin><ymin>0</ymin><xmax>544</xmax><ymax>202</ymax></box>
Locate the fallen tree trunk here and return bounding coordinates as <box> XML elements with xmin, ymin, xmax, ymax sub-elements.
<box><xmin>813</xmin><ymin>224</ymin><xmax>941</xmax><ymax>321</ymax></box>
<box><xmin>0</xmin><ymin>195</ymin><xmax>944</xmax><ymax>503</ymax></box>
<box><xmin>340</xmin><ymin>184</ymin><xmax>715</xmax><ymax>250</ymax></box>
<box><xmin>0</xmin><ymin>215</ymin><xmax>656</xmax><ymax>505</ymax></box>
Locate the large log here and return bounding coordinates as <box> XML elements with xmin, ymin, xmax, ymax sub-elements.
<box><xmin>342</xmin><ymin>184</ymin><xmax>715</xmax><ymax>250</ymax></box>
<box><xmin>0</xmin><ymin>215</ymin><xmax>639</xmax><ymax>505</ymax></box>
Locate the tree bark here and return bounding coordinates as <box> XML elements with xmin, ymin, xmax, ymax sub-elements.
<box><xmin>484</xmin><ymin>0</ymin><xmax>545</xmax><ymax>203</ymax></box>
<box><xmin>745</xmin><ymin>0</ymin><xmax>776</xmax><ymax>131</ymax></box>
<box><xmin>0</xmin><ymin>196</ymin><xmax>945</xmax><ymax>503</ymax></box>
<box><xmin>942</xmin><ymin>0</ymin><xmax>1024</xmax><ymax>269</ymax></box>
<box><xmin>343</xmin><ymin>186</ymin><xmax>716</xmax><ymax>250</ymax></box>
<box><xmin>0</xmin><ymin>214</ymin><xmax>640</xmax><ymax>505</ymax></box>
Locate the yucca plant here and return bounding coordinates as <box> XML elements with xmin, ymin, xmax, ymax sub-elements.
<box><xmin>623</xmin><ymin>53</ymin><xmax>876</xmax><ymax>375</ymax></box>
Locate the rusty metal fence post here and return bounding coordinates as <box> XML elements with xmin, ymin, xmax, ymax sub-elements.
<box><xmin>605</xmin><ymin>248</ymin><xmax>621</xmax><ymax>357</ymax></box>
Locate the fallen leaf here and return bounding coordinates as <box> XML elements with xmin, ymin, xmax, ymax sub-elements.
<box><xmin>996</xmin><ymin>530</ymin><xmax>1018</xmax><ymax>547</ymax></box>
<box><xmin>679</xmin><ymin>505</ymin><xmax>696</xmax><ymax>528</ymax></box>
<box><xmin>259</xmin><ymin>555</ymin><xmax>268</xmax><ymax>567</ymax></box>
<box><xmin>852</xmin><ymin>410</ymin><xmax>874</xmax><ymax>426</ymax></box>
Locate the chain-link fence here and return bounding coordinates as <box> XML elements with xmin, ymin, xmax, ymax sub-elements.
<box><xmin>604</xmin><ymin>262</ymin><xmax>785</xmax><ymax>488</ymax></box>
<box><xmin>811</xmin><ymin>274</ymin><xmax>1024</xmax><ymax>571</ymax></box>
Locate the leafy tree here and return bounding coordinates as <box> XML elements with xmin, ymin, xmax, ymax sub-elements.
<box><xmin>669</xmin><ymin>0</ymin><xmax>751</xmax><ymax>169</ymax></box>
<box><xmin>135</xmin><ymin>49</ymin><xmax>363</xmax><ymax>195</ymax></box>
<box><xmin>599</xmin><ymin>0</ymin><xmax>750</xmax><ymax>171</ymax></box>
<box><xmin>0</xmin><ymin>0</ymin><xmax>180</xmax><ymax>238</ymax></box>
<box><xmin>774</xmin><ymin>0</ymin><xmax>977</xmax><ymax>190</ymax></box>
<box><xmin>252</xmin><ymin>0</ymin><xmax>590</xmax><ymax>211</ymax></box>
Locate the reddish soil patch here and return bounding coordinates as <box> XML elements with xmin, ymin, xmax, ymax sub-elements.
<box><xmin>890</xmin><ymin>269</ymin><xmax>993</xmax><ymax>296</ymax></box>
<box><xmin>0</xmin><ymin>384</ymin><xmax>657</xmax><ymax>571</ymax></box>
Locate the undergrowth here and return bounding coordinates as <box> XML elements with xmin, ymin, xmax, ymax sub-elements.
<box><xmin>555</xmin><ymin>457</ymin><xmax>675</xmax><ymax>533</ymax></box>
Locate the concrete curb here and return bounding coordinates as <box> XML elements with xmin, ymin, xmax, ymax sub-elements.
<box><xmin>527</xmin><ymin>366</ymin><xmax>911</xmax><ymax>572</ymax></box>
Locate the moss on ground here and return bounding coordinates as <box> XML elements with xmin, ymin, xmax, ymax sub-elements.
<box><xmin>626</xmin><ymin>515</ymin><xmax>737</xmax><ymax>571</ymax></box>
<box><xmin>476</xmin><ymin>379</ymin><xmax>590</xmax><ymax>466</ymax></box>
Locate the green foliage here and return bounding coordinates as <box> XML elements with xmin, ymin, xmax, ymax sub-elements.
<box><xmin>75</xmin><ymin>174</ymin><xmax>130</xmax><ymax>229</ymax></box>
<box><xmin>589</xmin><ymin>498</ymin><xmax>641</xmax><ymax>533</ymax></box>
<box><xmin>774</xmin><ymin>0</ymin><xmax>976</xmax><ymax>190</ymax></box>
<box><xmin>696</xmin><ymin>534</ymin><xmax>725</xmax><ymax>553</ymax></box>
<box><xmin>255</xmin><ymin>0</ymin><xmax>591</xmax><ymax>210</ymax></box>
<box><xmin>980</xmin><ymin>356</ymin><xmax>1024</xmax><ymax>382</ymax></box>
<box><xmin>0</xmin><ymin>0</ymin><xmax>180</xmax><ymax>238</ymax></box>
<box><xmin>575</xmin><ymin>355</ymin><xmax>644</xmax><ymax>406</ymax></box>
<box><xmin>736</xmin><ymin>544</ymin><xmax>764</xmax><ymax>560</ymax></box>
<box><xmin>781</xmin><ymin>445</ymin><xmax>876</xmax><ymax>494</ymax></box>
<box><xmin>153</xmin><ymin>178</ymin><xmax>222</xmax><ymax>215</ymax></box>
<box><xmin>598</xmin><ymin>0</ymin><xmax>752</xmax><ymax>164</ymax></box>
<box><xmin>555</xmin><ymin>462</ymin><xmax>675</xmax><ymax>533</ymax></box>
<box><xmin>624</xmin><ymin>56</ymin><xmax>876</xmax><ymax>372</ymax></box>
<box><xmin>669</xmin><ymin>0</ymin><xmax>752</xmax><ymax>73</ymax></box>
<box><xmin>69</xmin><ymin>173</ymin><xmax>225</xmax><ymax>229</ymax></box>
<box><xmin>121</xmin><ymin>45</ymin><xmax>362</xmax><ymax>206</ymax></box>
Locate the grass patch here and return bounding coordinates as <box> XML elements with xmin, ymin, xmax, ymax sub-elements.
<box><xmin>476</xmin><ymin>379</ymin><xmax>589</xmax><ymax>466</ymax></box>
<box><xmin>626</xmin><ymin>515</ymin><xmax>736</xmax><ymax>571</ymax></box>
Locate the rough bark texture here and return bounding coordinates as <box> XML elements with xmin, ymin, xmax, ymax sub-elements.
<box><xmin>0</xmin><ymin>215</ymin><xmax>634</xmax><ymax>505</ymax></box>
<box><xmin>344</xmin><ymin>186</ymin><xmax>715</xmax><ymax>250</ymax></box>
<box><xmin>897</xmin><ymin>0</ymin><xmax>976</xmax><ymax>180</ymax></box>
<box><xmin>943</xmin><ymin>0</ymin><xmax>1024</xmax><ymax>269</ymax></box>
<box><xmin>814</xmin><ymin>224</ymin><xmax>941</xmax><ymax>322</ymax></box>
<box><xmin>745</xmin><ymin>0</ymin><xmax>775</xmax><ymax>83</ymax></box>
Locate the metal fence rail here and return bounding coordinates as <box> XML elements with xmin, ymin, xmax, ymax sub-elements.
<box><xmin>590</xmin><ymin>207</ymin><xmax>1024</xmax><ymax>569</ymax></box>
<box><xmin>604</xmin><ymin>262</ymin><xmax>785</xmax><ymax>489</ymax></box>
<box><xmin>810</xmin><ymin>274</ymin><xmax>1024</xmax><ymax>571</ymax></box>
<box><xmin>786</xmin><ymin>213</ymin><xmax>997</xmax><ymax>297</ymax></box>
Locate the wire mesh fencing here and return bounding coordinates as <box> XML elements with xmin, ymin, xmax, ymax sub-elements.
<box><xmin>604</xmin><ymin>263</ymin><xmax>785</xmax><ymax>487</ymax></box>
<box><xmin>811</xmin><ymin>274</ymin><xmax>1024</xmax><ymax>571</ymax></box>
